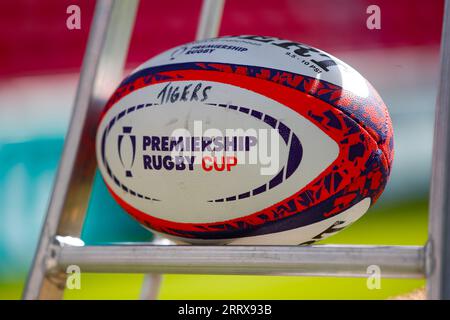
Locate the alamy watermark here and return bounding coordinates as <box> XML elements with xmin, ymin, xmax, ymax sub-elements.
<box><xmin>366</xmin><ymin>5</ymin><xmax>381</xmax><ymax>30</ymax></box>
<box><xmin>166</xmin><ymin>121</ymin><xmax>280</xmax><ymax>176</ymax></box>
<box><xmin>66</xmin><ymin>4</ymin><xmax>81</xmax><ymax>30</ymax></box>
<box><xmin>66</xmin><ymin>265</ymin><xmax>81</xmax><ymax>290</ymax></box>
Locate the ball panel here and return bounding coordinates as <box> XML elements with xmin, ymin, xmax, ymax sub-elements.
<box><xmin>97</xmin><ymin>80</ymin><xmax>339</xmax><ymax>222</ymax></box>
<box><xmin>228</xmin><ymin>197</ymin><xmax>371</xmax><ymax>245</ymax></box>
<box><xmin>131</xmin><ymin>34</ymin><xmax>394</xmax><ymax>174</ymax></box>
<box><xmin>149</xmin><ymin>198</ymin><xmax>371</xmax><ymax>245</ymax></box>
<box><xmin>98</xmin><ymin>64</ymin><xmax>384</xmax><ymax>241</ymax></box>
<box><xmin>104</xmin><ymin>61</ymin><xmax>393</xmax><ymax>178</ymax></box>
<box><xmin>135</xmin><ymin>35</ymin><xmax>371</xmax><ymax>99</ymax></box>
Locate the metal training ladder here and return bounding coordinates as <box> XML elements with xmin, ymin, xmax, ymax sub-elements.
<box><xmin>22</xmin><ymin>0</ymin><xmax>450</xmax><ymax>299</ymax></box>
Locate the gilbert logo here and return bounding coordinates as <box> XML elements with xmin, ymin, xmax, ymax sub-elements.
<box><xmin>118</xmin><ymin>126</ymin><xmax>136</xmax><ymax>177</ymax></box>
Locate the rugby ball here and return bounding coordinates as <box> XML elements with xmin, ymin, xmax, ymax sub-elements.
<box><xmin>96</xmin><ymin>35</ymin><xmax>394</xmax><ymax>245</ymax></box>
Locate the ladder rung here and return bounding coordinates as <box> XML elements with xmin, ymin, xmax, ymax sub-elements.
<box><xmin>53</xmin><ymin>244</ymin><xmax>425</xmax><ymax>278</ymax></box>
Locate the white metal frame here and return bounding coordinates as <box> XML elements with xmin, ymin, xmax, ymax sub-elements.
<box><xmin>22</xmin><ymin>0</ymin><xmax>450</xmax><ymax>299</ymax></box>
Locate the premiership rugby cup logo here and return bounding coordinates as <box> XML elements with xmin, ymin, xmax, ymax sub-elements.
<box><xmin>118</xmin><ymin>126</ymin><xmax>136</xmax><ymax>177</ymax></box>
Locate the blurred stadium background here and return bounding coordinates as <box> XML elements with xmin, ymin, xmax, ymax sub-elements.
<box><xmin>0</xmin><ymin>0</ymin><xmax>443</xmax><ymax>299</ymax></box>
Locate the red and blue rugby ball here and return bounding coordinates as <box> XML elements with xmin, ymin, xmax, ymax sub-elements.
<box><xmin>96</xmin><ymin>35</ymin><xmax>394</xmax><ymax>245</ymax></box>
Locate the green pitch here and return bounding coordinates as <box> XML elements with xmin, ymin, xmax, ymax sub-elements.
<box><xmin>0</xmin><ymin>198</ymin><xmax>428</xmax><ymax>300</ymax></box>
